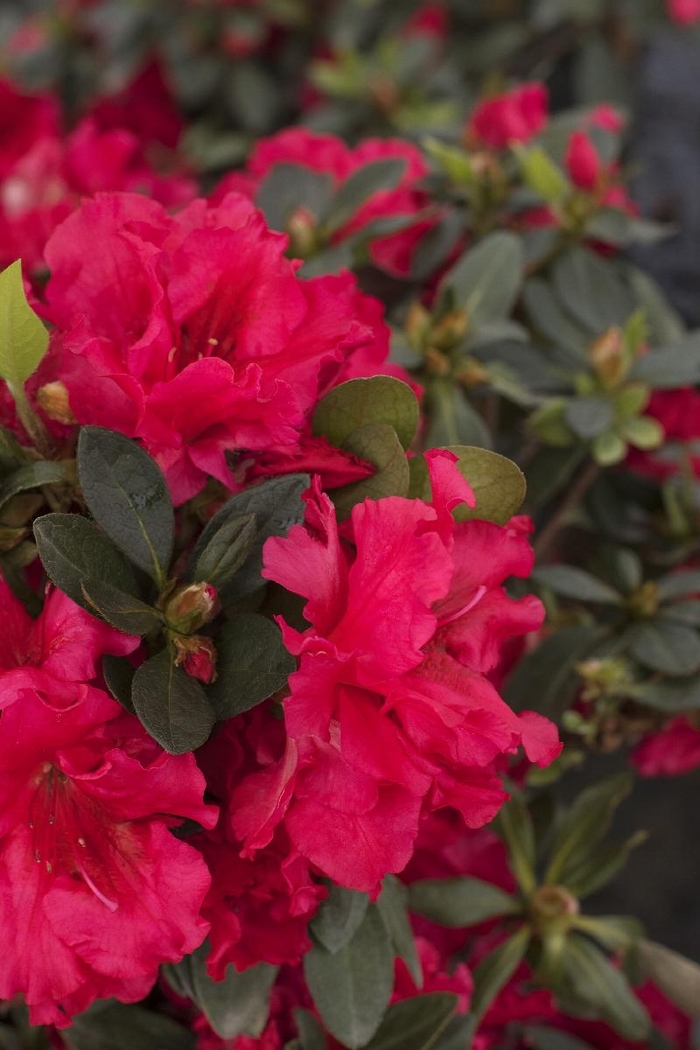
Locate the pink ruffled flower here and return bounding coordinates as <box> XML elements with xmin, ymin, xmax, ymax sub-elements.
<box><xmin>43</xmin><ymin>191</ymin><xmax>395</xmax><ymax>503</ymax></box>
<box><xmin>0</xmin><ymin>579</ymin><xmax>217</xmax><ymax>1026</ymax></box>
<box><xmin>212</xmin><ymin>128</ymin><xmax>435</xmax><ymax>277</ymax></box>
<box><xmin>468</xmin><ymin>83</ymin><xmax>548</xmax><ymax>150</ymax></box>
<box><xmin>631</xmin><ymin>716</ymin><xmax>700</xmax><ymax>777</ymax></box>
<box><xmin>230</xmin><ymin>452</ymin><xmax>558</xmax><ymax>894</ymax></box>
<box><xmin>667</xmin><ymin>0</ymin><xmax>700</xmax><ymax>24</ymax></box>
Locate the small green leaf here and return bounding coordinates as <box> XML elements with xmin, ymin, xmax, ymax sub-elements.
<box><xmin>423</xmin><ymin>137</ymin><xmax>476</xmax><ymax>184</ymax></box>
<box><xmin>187</xmin><ymin>512</ymin><xmax>257</xmax><ymax>587</ymax></box>
<box><xmin>470</xmin><ymin>925</ymin><xmax>532</xmax><ymax>1023</ymax></box>
<box><xmin>552</xmin><ymin>248</ymin><xmax>635</xmax><ymax>333</ymax></box>
<box><xmin>81</xmin><ymin>577</ymin><xmax>162</xmax><ymax>635</ymax></box>
<box><xmin>34</xmin><ymin>513</ymin><xmax>138</xmax><ymax>611</ymax></box>
<box><xmin>0</xmin><ymin>260</ymin><xmax>49</xmax><ymax>387</ymax></box>
<box><xmin>518</xmin><ymin>146</ymin><xmax>569</xmax><ymax>202</ymax></box>
<box><xmin>255</xmin><ymin>163</ymin><xmax>335</xmax><ymax>231</ymax></box>
<box><xmin>493</xmin><ymin>793</ymin><xmax>537</xmax><ymax>896</ymax></box>
<box><xmin>190</xmin><ymin>474</ymin><xmax>309</xmax><ymax>601</ymax></box>
<box><xmin>409</xmin><ymin>877</ymin><xmax>521</xmax><ymax>927</ymax></box>
<box><xmin>295</xmin><ymin>1009</ymin><xmax>328</xmax><ymax>1050</ymax></box>
<box><xmin>545</xmin><ymin>773</ymin><xmax>633</xmax><ymax>887</ymax></box>
<box><xmin>131</xmin><ymin>648</ymin><xmax>216</xmax><ymax>754</ymax></box>
<box><xmin>416</xmin><ymin>444</ymin><xmax>525</xmax><ymax>525</ymax></box>
<box><xmin>77</xmin><ymin>427</ymin><xmax>174</xmax><ymax>584</ymax></box>
<box><xmin>532</xmin><ymin>565</ymin><xmax>623</xmax><ymax>605</ymax></box>
<box><xmin>0</xmin><ymin>461</ymin><xmax>66</xmax><ymax>511</ymax></box>
<box><xmin>630</xmin><ymin>343</ymin><xmax>700</xmax><ymax>388</ymax></box>
<box><xmin>102</xmin><ymin>654</ymin><xmax>136</xmax><ymax>713</ymax></box>
<box><xmin>436</xmin><ymin>232</ymin><xmax>524</xmax><ymax>330</ymax></box>
<box><xmin>209</xmin><ymin>613</ymin><xmax>294</xmax><ymax>719</ymax></box>
<box><xmin>69</xmin><ymin>1002</ymin><xmax>195</xmax><ymax>1050</ymax></box>
<box><xmin>592</xmin><ymin>431</ymin><xmax>626</xmax><ymax>466</ymax></box>
<box><xmin>565</xmin><ymin>397</ymin><xmax>615</xmax><ymax>440</ymax></box>
<box><xmin>619</xmin><ymin>416</ymin><xmax>664</xmax><ymax>450</ymax></box>
<box><xmin>632</xmin><ymin>675</ymin><xmax>700</xmax><ymax>712</ymax></box>
<box><xmin>377</xmin><ymin>875</ymin><xmax>422</xmax><ymax>987</ymax></box>
<box><xmin>363</xmin><ymin>993</ymin><xmax>458</xmax><ymax>1050</ymax></box>
<box><xmin>562</xmin><ymin>832</ymin><xmax>647</xmax><ymax>899</ymax></box>
<box><xmin>560</xmin><ymin>935</ymin><xmax>650</xmax><ymax>1040</ymax></box>
<box><xmin>304</xmin><ymin>904</ymin><xmax>394</xmax><ymax>1049</ymax></box>
<box><xmin>424</xmin><ymin>382</ymin><xmax>492</xmax><ymax>450</ymax></box>
<box><xmin>333</xmin><ymin>423</ymin><xmax>410</xmax><ymax>518</ymax></box>
<box><xmin>638</xmin><ymin>939</ymin><xmax>700</xmax><ymax>1018</ymax></box>
<box><xmin>571</xmin><ymin>914</ymin><xmax>642</xmax><ymax>953</ymax></box>
<box><xmin>313</xmin><ymin>376</ymin><xmax>419</xmax><ymax>452</ymax></box>
<box><xmin>323</xmin><ymin>158</ymin><xmax>406</xmax><ymax>235</ymax></box>
<box><xmin>310</xmin><ymin>885</ymin><xmax>369</xmax><ymax>954</ymax></box>
<box><xmin>627</xmin><ymin>620</ymin><xmax>700</xmax><ymax>677</ymax></box>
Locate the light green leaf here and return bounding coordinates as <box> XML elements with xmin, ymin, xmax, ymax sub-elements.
<box><xmin>0</xmin><ymin>260</ymin><xmax>49</xmax><ymax>387</ymax></box>
<box><xmin>409</xmin><ymin>877</ymin><xmax>521</xmax><ymax>927</ymax></box>
<box><xmin>313</xmin><ymin>376</ymin><xmax>419</xmax><ymax>452</ymax></box>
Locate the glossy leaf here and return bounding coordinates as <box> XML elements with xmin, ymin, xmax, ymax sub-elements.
<box><xmin>187</xmin><ymin>511</ymin><xmax>257</xmax><ymax>587</ymax></box>
<box><xmin>69</xmin><ymin>1002</ymin><xmax>194</xmax><ymax>1050</ymax></box>
<box><xmin>131</xmin><ymin>648</ymin><xmax>216</xmax><ymax>754</ymax></box>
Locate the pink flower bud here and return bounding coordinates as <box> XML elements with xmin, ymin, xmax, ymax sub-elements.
<box><xmin>565</xmin><ymin>131</ymin><xmax>601</xmax><ymax>191</ymax></box>
<box><xmin>164</xmin><ymin>582</ymin><xmax>220</xmax><ymax>634</ymax></box>
<box><xmin>173</xmin><ymin>634</ymin><xmax>217</xmax><ymax>684</ymax></box>
<box><xmin>468</xmin><ymin>83</ymin><xmax>548</xmax><ymax>150</ymax></box>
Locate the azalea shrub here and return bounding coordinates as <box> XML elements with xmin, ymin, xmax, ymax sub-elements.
<box><xmin>1</xmin><ymin>2</ymin><xmax>700</xmax><ymax>1049</ymax></box>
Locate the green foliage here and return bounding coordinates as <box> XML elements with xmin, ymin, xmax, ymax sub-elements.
<box><xmin>0</xmin><ymin>260</ymin><xmax>48</xmax><ymax>389</ymax></box>
<box><xmin>131</xmin><ymin>648</ymin><xmax>216</xmax><ymax>754</ymax></box>
<box><xmin>409</xmin><ymin>877</ymin><xmax>520</xmax><ymax>926</ymax></box>
<box><xmin>209</xmin><ymin>613</ymin><xmax>294</xmax><ymax>719</ymax></box>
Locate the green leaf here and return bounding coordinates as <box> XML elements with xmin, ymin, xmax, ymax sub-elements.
<box><xmin>171</xmin><ymin>943</ymin><xmax>278</xmax><ymax>1040</ymax></box>
<box><xmin>532</xmin><ymin>565</ymin><xmax>623</xmax><ymax>604</ymax></box>
<box><xmin>313</xmin><ymin>376</ymin><xmax>419</xmax><ymax>452</ymax></box>
<box><xmin>131</xmin><ymin>648</ymin><xmax>216</xmax><ymax>754</ymax></box>
<box><xmin>255</xmin><ymin>163</ymin><xmax>335</xmax><ymax>230</ymax></box>
<box><xmin>409</xmin><ymin>876</ymin><xmax>520</xmax><ymax>927</ymax></box>
<box><xmin>518</xmin><ymin>146</ymin><xmax>569</xmax><ymax>202</ymax></box>
<box><xmin>523</xmin><ymin>1027</ymin><xmax>598</xmax><ymax>1050</ymax></box>
<box><xmin>295</xmin><ymin>1009</ymin><xmax>328</xmax><ymax>1050</ymax></box>
<box><xmin>304</xmin><ymin>904</ymin><xmax>394</xmax><ymax>1049</ymax></box>
<box><xmin>333</xmin><ymin>423</ymin><xmax>410</xmax><ymax>518</ymax></box>
<box><xmin>638</xmin><ymin>939</ymin><xmax>700</xmax><ymax>1018</ymax></box>
<box><xmin>209</xmin><ymin>613</ymin><xmax>295</xmax><ymax>720</ymax></box>
<box><xmin>571</xmin><ymin>914</ymin><xmax>642</xmax><ymax>953</ymax></box>
<box><xmin>504</xmin><ymin>624</ymin><xmax>602</xmax><ymax>717</ymax></box>
<box><xmin>627</xmin><ymin>620</ymin><xmax>700</xmax><ymax>676</ymax></box>
<box><xmin>81</xmin><ymin>577</ymin><xmax>163</xmax><ymax>635</ymax></box>
<box><xmin>436</xmin><ymin>231</ymin><xmax>524</xmax><ymax>330</ymax></box>
<box><xmin>552</xmin><ymin>248</ymin><xmax>635</xmax><ymax>333</ymax></box>
<box><xmin>323</xmin><ymin>158</ymin><xmax>406</xmax><ymax>235</ymax></box>
<box><xmin>656</xmin><ymin>569</ymin><xmax>700</xmax><ymax>601</ymax></box>
<box><xmin>102</xmin><ymin>653</ymin><xmax>136</xmax><ymax>713</ymax></box>
<box><xmin>310</xmin><ymin>885</ymin><xmax>369</xmax><ymax>954</ymax></box>
<box><xmin>190</xmin><ymin>474</ymin><xmax>309</xmax><ymax>601</ymax></box>
<box><xmin>33</xmin><ymin>513</ymin><xmax>138</xmax><ymax>611</ymax></box>
<box><xmin>424</xmin><ymin>382</ymin><xmax>492</xmax><ymax>450</ymax></box>
<box><xmin>0</xmin><ymin>259</ymin><xmax>49</xmax><ymax>387</ymax></box>
<box><xmin>564</xmin><ymin>397</ymin><xmax>615</xmax><ymax>440</ymax></box>
<box><xmin>470</xmin><ymin>925</ymin><xmax>532</xmax><ymax>1023</ymax></box>
<box><xmin>559</xmin><ymin>935</ymin><xmax>650</xmax><ymax>1040</ymax></box>
<box><xmin>414</xmin><ymin>444</ymin><xmax>525</xmax><ymax>525</ymax></box>
<box><xmin>0</xmin><ymin>461</ymin><xmax>66</xmax><ymax>511</ymax></box>
<box><xmin>377</xmin><ymin>875</ymin><xmax>422</xmax><ymax>986</ymax></box>
<box><xmin>423</xmin><ymin>136</ymin><xmax>475</xmax><ymax>183</ymax></box>
<box><xmin>592</xmin><ymin>431</ymin><xmax>626</xmax><ymax>466</ymax></box>
<box><xmin>619</xmin><ymin>416</ymin><xmax>664</xmax><ymax>451</ymax></box>
<box><xmin>187</xmin><ymin>512</ymin><xmax>258</xmax><ymax>587</ymax></box>
<box><xmin>77</xmin><ymin>427</ymin><xmax>174</xmax><ymax>584</ymax></box>
<box><xmin>630</xmin><ymin>343</ymin><xmax>700</xmax><ymax>388</ymax></box>
<box><xmin>632</xmin><ymin>675</ymin><xmax>700</xmax><ymax>712</ymax></box>
<box><xmin>69</xmin><ymin>1001</ymin><xmax>195</xmax><ymax>1050</ymax></box>
<box><xmin>493</xmin><ymin>793</ymin><xmax>537</xmax><ymax>896</ymax></box>
<box><xmin>544</xmin><ymin>773</ymin><xmax>633</xmax><ymax>887</ymax></box>
<box><xmin>561</xmin><ymin>832</ymin><xmax>647</xmax><ymax>899</ymax></box>
<box><xmin>363</xmin><ymin>993</ymin><xmax>459</xmax><ymax>1050</ymax></box>
<box><xmin>523</xmin><ymin>278</ymin><xmax>587</xmax><ymax>363</ymax></box>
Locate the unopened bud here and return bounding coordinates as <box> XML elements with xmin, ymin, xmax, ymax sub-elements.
<box><xmin>424</xmin><ymin>347</ymin><xmax>451</xmax><ymax>378</ymax></box>
<box><xmin>286</xmin><ymin>207</ymin><xmax>318</xmax><ymax>259</ymax></box>
<box><xmin>36</xmin><ymin>381</ymin><xmax>76</xmax><ymax>425</ymax></box>
<box><xmin>431</xmin><ymin>309</ymin><xmax>469</xmax><ymax>351</ymax></box>
<box><xmin>590</xmin><ymin>327</ymin><xmax>627</xmax><ymax>388</ymax></box>
<box><xmin>165</xmin><ymin>582</ymin><xmax>220</xmax><ymax>634</ymax></box>
<box><xmin>530</xmin><ymin>884</ymin><xmax>579</xmax><ymax>936</ymax></box>
<box><xmin>172</xmin><ymin>635</ymin><xmax>217</xmax><ymax>685</ymax></box>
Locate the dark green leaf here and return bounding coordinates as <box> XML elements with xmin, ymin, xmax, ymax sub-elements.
<box><xmin>175</xmin><ymin>943</ymin><xmax>278</xmax><ymax>1040</ymax></box>
<box><xmin>377</xmin><ymin>875</ymin><xmax>422</xmax><ymax>986</ymax></box>
<box><xmin>659</xmin><ymin>601</ymin><xmax>700</xmax><ymax>627</ymax></box>
<box><xmin>632</xmin><ymin>675</ymin><xmax>700</xmax><ymax>712</ymax></box>
<box><xmin>0</xmin><ymin>259</ymin><xmax>49</xmax><ymax>387</ymax></box>
<box><xmin>304</xmin><ymin>904</ymin><xmax>394</xmax><ymax>1049</ymax></box>
<box><xmin>560</xmin><ymin>935</ymin><xmax>650</xmax><ymax>1040</ymax></box>
<box><xmin>564</xmin><ymin>397</ymin><xmax>615</xmax><ymax>440</ymax></box>
<box><xmin>131</xmin><ymin>648</ymin><xmax>216</xmax><ymax>754</ymax></box>
<box><xmin>81</xmin><ymin>577</ymin><xmax>162</xmax><ymax>635</ymax></box>
<box><xmin>656</xmin><ymin>570</ymin><xmax>700</xmax><ymax>601</ymax></box>
<box><xmin>470</xmin><ymin>925</ymin><xmax>532</xmax><ymax>1022</ymax></box>
<box><xmin>77</xmin><ymin>427</ymin><xmax>173</xmax><ymax>583</ymax></box>
<box><xmin>190</xmin><ymin>475</ymin><xmax>309</xmax><ymax>601</ymax></box>
<box><xmin>409</xmin><ymin>877</ymin><xmax>520</xmax><ymax>927</ymax></box>
<box><xmin>0</xmin><ymin>461</ymin><xmax>66</xmax><ymax>511</ymax></box>
<box><xmin>494</xmin><ymin>793</ymin><xmax>537</xmax><ymax>896</ymax></box>
<box><xmin>187</xmin><ymin>512</ymin><xmax>257</xmax><ymax>586</ymax></box>
<box><xmin>544</xmin><ymin>773</ymin><xmax>633</xmax><ymax>886</ymax></box>
<box><xmin>562</xmin><ymin>833</ymin><xmax>646</xmax><ymax>899</ymax></box>
<box><xmin>310</xmin><ymin>885</ymin><xmax>369</xmax><ymax>954</ymax></box>
<box><xmin>313</xmin><ymin>376</ymin><xmax>419</xmax><ymax>452</ymax></box>
<box><xmin>437</xmin><ymin>232</ymin><xmax>523</xmax><ymax>330</ymax></box>
<box><xmin>295</xmin><ymin>1009</ymin><xmax>328</xmax><ymax>1050</ymax></box>
<box><xmin>324</xmin><ymin>158</ymin><xmax>406</xmax><ymax>235</ymax></box>
<box><xmin>255</xmin><ymin>164</ymin><xmax>335</xmax><ymax>231</ymax></box>
<box><xmin>333</xmin><ymin>423</ymin><xmax>410</xmax><ymax>518</ymax></box>
<box><xmin>409</xmin><ymin>212</ymin><xmax>465</xmax><ymax>283</ymax></box>
<box><xmin>424</xmin><ymin>382</ymin><xmax>492</xmax><ymax>450</ymax></box>
<box><xmin>571</xmin><ymin>915</ymin><xmax>642</xmax><ymax>953</ymax></box>
<box><xmin>627</xmin><ymin>620</ymin><xmax>700</xmax><ymax>677</ymax></box>
<box><xmin>102</xmin><ymin>654</ymin><xmax>136</xmax><ymax>713</ymax></box>
<box><xmin>638</xmin><ymin>939</ymin><xmax>700</xmax><ymax>1018</ymax></box>
<box><xmin>533</xmin><ymin>565</ymin><xmax>622</xmax><ymax>604</ymax></box>
<box><xmin>552</xmin><ymin>248</ymin><xmax>635</xmax><ymax>333</ymax></box>
<box><xmin>209</xmin><ymin>613</ymin><xmax>294</xmax><ymax>719</ymax></box>
<box><xmin>523</xmin><ymin>278</ymin><xmax>587</xmax><ymax>363</ymax></box>
<box><xmin>69</xmin><ymin>1002</ymin><xmax>194</xmax><ymax>1050</ymax></box>
<box><xmin>523</xmin><ymin>1026</ymin><xmax>598</xmax><ymax>1050</ymax></box>
<box><xmin>301</xmin><ymin>241</ymin><xmax>356</xmax><ymax>277</ymax></box>
<box><xmin>364</xmin><ymin>993</ymin><xmax>458</xmax><ymax>1050</ymax></box>
<box><xmin>504</xmin><ymin>625</ymin><xmax>603</xmax><ymax>717</ymax></box>
<box><xmin>33</xmin><ymin>513</ymin><xmax>138</xmax><ymax>611</ymax></box>
<box><xmin>624</xmin><ymin>266</ymin><xmax>686</xmax><ymax>345</ymax></box>
<box><xmin>630</xmin><ymin>343</ymin><xmax>700</xmax><ymax>388</ymax></box>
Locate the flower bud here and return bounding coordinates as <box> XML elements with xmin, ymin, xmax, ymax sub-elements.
<box><xmin>565</xmin><ymin>131</ymin><xmax>601</xmax><ymax>192</ymax></box>
<box><xmin>172</xmin><ymin>635</ymin><xmax>217</xmax><ymax>685</ymax></box>
<box><xmin>589</xmin><ymin>327</ymin><xmax>627</xmax><ymax>388</ymax></box>
<box><xmin>36</xmin><ymin>381</ymin><xmax>77</xmax><ymax>425</ymax></box>
<box><xmin>165</xmin><ymin>583</ymin><xmax>220</xmax><ymax>634</ymax></box>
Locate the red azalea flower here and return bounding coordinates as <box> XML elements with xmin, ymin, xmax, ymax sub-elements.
<box><xmin>43</xmin><ymin>191</ymin><xmax>395</xmax><ymax>503</ymax></box>
<box><xmin>667</xmin><ymin>0</ymin><xmax>700</xmax><ymax>23</ymax></box>
<box><xmin>212</xmin><ymin>128</ymin><xmax>436</xmax><ymax>277</ymax></box>
<box><xmin>468</xmin><ymin>83</ymin><xmax>549</xmax><ymax>150</ymax></box>
<box><xmin>631</xmin><ymin>716</ymin><xmax>700</xmax><ymax>776</ymax></box>
<box><xmin>566</xmin><ymin>130</ymin><xmax>602</xmax><ymax>191</ymax></box>
<box><xmin>230</xmin><ymin>453</ymin><xmax>559</xmax><ymax>893</ymax></box>
<box><xmin>0</xmin><ymin>581</ymin><xmax>216</xmax><ymax>1026</ymax></box>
